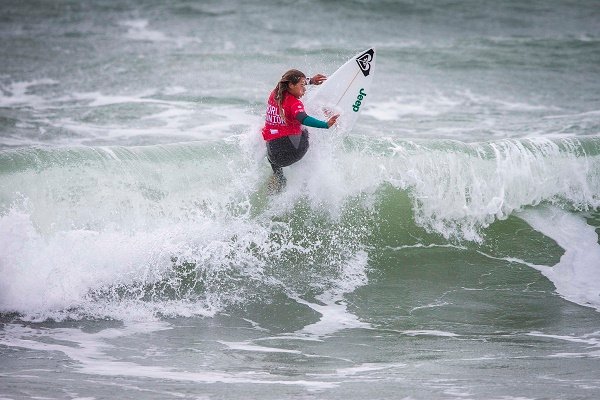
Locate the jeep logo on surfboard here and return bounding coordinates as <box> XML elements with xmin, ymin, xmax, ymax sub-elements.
<box><xmin>355</xmin><ymin>49</ymin><xmax>374</xmax><ymax>77</ymax></box>
<box><xmin>353</xmin><ymin>88</ymin><xmax>367</xmax><ymax>112</ymax></box>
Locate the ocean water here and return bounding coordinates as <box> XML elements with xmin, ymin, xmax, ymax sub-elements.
<box><xmin>1</xmin><ymin>1</ymin><xmax>600</xmax><ymax>399</ymax></box>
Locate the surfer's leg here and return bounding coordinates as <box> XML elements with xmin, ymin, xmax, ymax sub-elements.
<box><xmin>266</xmin><ymin>139</ymin><xmax>288</xmax><ymax>193</ymax></box>
<box><xmin>265</xmin><ymin>130</ymin><xmax>309</xmax><ymax>193</ymax></box>
<box><xmin>267</xmin><ymin>162</ymin><xmax>286</xmax><ymax>194</ymax></box>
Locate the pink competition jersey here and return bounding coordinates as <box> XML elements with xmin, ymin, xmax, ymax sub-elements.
<box><xmin>262</xmin><ymin>91</ymin><xmax>305</xmax><ymax>141</ymax></box>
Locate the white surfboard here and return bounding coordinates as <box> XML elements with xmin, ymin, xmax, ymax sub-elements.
<box><xmin>305</xmin><ymin>48</ymin><xmax>375</xmax><ymax>133</ymax></box>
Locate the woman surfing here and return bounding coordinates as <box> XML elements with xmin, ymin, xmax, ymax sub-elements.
<box><xmin>261</xmin><ymin>69</ymin><xmax>339</xmax><ymax>193</ymax></box>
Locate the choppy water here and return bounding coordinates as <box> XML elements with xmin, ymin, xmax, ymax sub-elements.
<box><xmin>1</xmin><ymin>1</ymin><xmax>600</xmax><ymax>399</ymax></box>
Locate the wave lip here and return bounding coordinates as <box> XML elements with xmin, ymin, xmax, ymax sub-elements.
<box><xmin>382</xmin><ymin>136</ymin><xmax>600</xmax><ymax>241</ymax></box>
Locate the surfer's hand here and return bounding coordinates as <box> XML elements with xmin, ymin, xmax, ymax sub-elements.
<box><xmin>327</xmin><ymin>114</ymin><xmax>339</xmax><ymax>127</ymax></box>
<box><xmin>309</xmin><ymin>74</ymin><xmax>327</xmax><ymax>85</ymax></box>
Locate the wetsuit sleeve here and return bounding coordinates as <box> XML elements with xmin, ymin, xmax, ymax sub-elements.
<box><xmin>296</xmin><ymin>112</ymin><xmax>329</xmax><ymax>129</ymax></box>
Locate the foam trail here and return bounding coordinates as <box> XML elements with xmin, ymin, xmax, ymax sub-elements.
<box><xmin>519</xmin><ymin>206</ymin><xmax>600</xmax><ymax>311</ymax></box>
<box><xmin>292</xmin><ymin>251</ymin><xmax>371</xmax><ymax>337</ymax></box>
<box><xmin>0</xmin><ymin>323</ymin><xmax>335</xmax><ymax>389</ymax></box>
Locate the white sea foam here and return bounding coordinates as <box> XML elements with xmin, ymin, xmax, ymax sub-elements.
<box><xmin>272</xmin><ymin>130</ymin><xmax>383</xmax><ymax>216</ymax></box>
<box><xmin>121</xmin><ymin>19</ymin><xmax>168</xmax><ymax>42</ymax></box>
<box><xmin>0</xmin><ymin>83</ymin><xmax>258</xmax><ymax>146</ymax></box>
<box><xmin>218</xmin><ymin>341</ymin><xmax>302</xmax><ymax>354</ymax></box>
<box><xmin>401</xmin><ymin>330</ymin><xmax>459</xmax><ymax>337</ymax></box>
<box><xmin>387</xmin><ymin>243</ymin><xmax>468</xmax><ymax>252</ymax></box>
<box><xmin>384</xmin><ymin>137</ymin><xmax>600</xmax><ymax>241</ymax></box>
<box><xmin>0</xmin><ymin>192</ymin><xmax>272</xmax><ymax>320</ymax></box>
<box><xmin>0</xmin><ymin>79</ymin><xmax>58</xmax><ymax>107</ymax></box>
<box><xmin>0</xmin><ymin>209</ymin><xmax>196</xmax><ymax>319</ymax></box>
<box><xmin>2</xmin><ymin>132</ymin><xmax>599</xmax><ymax>321</ymax></box>
<box><xmin>409</xmin><ymin>302</ymin><xmax>451</xmax><ymax>313</ymax></box>
<box><xmin>519</xmin><ymin>206</ymin><xmax>600</xmax><ymax>311</ymax></box>
<box><xmin>47</xmin><ymin>91</ymin><xmax>259</xmax><ymax>144</ymax></box>
<box><xmin>0</xmin><ymin>323</ymin><xmax>336</xmax><ymax>389</ymax></box>
<box><xmin>292</xmin><ymin>251</ymin><xmax>371</xmax><ymax>338</ymax></box>
<box><xmin>527</xmin><ymin>331</ymin><xmax>600</xmax><ymax>358</ymax></box>
<box><xmin>0</xmin><ymin>131</ymin><xmax>374</xmax><ymax>321</ymax></box>
<box><xmin>544</xmin><ymin>109</ymin><xmax>600</xmax><ymax>120</ymax></box>
<box><xmin>71</xmin><ymin>90</ymin><xmax>164</xmax><ymax>107</ymax></box>
<box><xmin>308</xmin><ymin>362</ymin><xmax>407</xmax><ymax>379</ymax></box>
<box><xmin>381</xmin><ymin>328</ymin><xmax>459</xmax><ymax>337</ymax></box>
<box><xmin>120</xmin><ymin>20</ymin><xmax>201</xmax><ymax>47</ymax></box>
<box><xmin>162</xmin><ymin>86</ymin><xmax>188</xmax><ymax>95</ymax></box>
<box><xmin>364</xmin><ymin>90</ymin><xmax>558</xmax><ymax>123</ymax></box>
<box><xmin>364</xmin><ymin>93</ymin><xmax>461</xmax><ymax>121</ymax></box>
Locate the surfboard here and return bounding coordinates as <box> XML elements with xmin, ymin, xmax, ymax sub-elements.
<box><xmin>305</xmin><ymin>48</ymin><xmax>375</xmax><ymax>133</ymax></box>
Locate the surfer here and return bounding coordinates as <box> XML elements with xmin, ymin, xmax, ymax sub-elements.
<box><xmin>262</xmin><ymin>69</ymin><xmax>339</xmax><ymax>193</ymax></box>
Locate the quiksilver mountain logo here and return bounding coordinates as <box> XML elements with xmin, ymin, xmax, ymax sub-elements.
<box><xmin>355</xmin><ymin>49</ymin><xmax>374</xmax><ymax>77</ymax></box>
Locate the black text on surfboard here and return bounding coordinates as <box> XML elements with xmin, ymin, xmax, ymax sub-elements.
<box><xmin>355</xmin><ymin>48</ymin><xmax>374</xmax><ymax>77</ymax></box>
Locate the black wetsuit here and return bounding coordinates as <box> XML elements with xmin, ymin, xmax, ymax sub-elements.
<box><xmin>266</xmin><ymin>128</ymin><xmax>309</xmax><ymax>173</ymax></box>
<box><xmin>264</xmin><ymin>110</ymin><xmax>327</xmax><ymax>188</ymax></box>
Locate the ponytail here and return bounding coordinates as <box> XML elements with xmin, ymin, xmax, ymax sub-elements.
<box><xmin>273</xmin><ymin>69</ymin><xmax>306</xmax><ymax>120</ymax></box>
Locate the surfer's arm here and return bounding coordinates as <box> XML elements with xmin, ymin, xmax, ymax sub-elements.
<box><xmin>296</xmin><ymin>112</ymin><xmax>329</xmax><ymax>129</ymax></box>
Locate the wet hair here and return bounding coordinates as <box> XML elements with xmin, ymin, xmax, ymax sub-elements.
<box><xmin>274</xmin><ymin>69</ymin><xmax>306</xmax><ymax>120</ymax></box>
